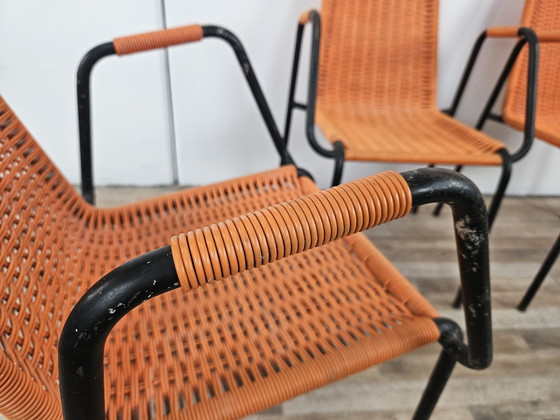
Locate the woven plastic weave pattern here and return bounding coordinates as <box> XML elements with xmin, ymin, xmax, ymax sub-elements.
<box><xmin>503</xmin><ymin>0</ymin><xmax>560</xmax><ymax>147</ymax></box>
<box><xmin>0</xmin><ymin>96</ymin><xmax>439</xmax><ymax>419</ymax></box>
<box><xmin>314</xmin><ymin>0</ymin><xmax>505</xmax><ymax>164</ymax></box>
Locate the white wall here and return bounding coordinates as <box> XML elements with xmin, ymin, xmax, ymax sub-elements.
<box><xmin>0</xmin><ymin>0</ymin><xmax>174</xmax><ymax>186</ymax></box>
<box><xmin>1</xmin><ymin>0</ymin><xmax>559</xmax><ymax>194</ymax></box>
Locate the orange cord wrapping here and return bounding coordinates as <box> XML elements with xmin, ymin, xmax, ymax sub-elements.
<box><xmin>486</xmin><ymin>26</ymin><xmax>522</xmax><ymax>38</ymax></box>
<box><xmin>170</xmin><ymin>171</ymin><xmax>412</xmax><ymax>292</ymax></box>
<box><xmin>299</xmin><ymin>10</ymin><xmax>313</xmax><ymax>25</ymax></box>
<box><xmin>113</xmin><ymin>24</ymin><xmax>203</xmax><ymax>56</ymax></box>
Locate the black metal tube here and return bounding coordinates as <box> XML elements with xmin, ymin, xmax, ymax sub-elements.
<box><xmin>488</xmin><ymin>113</ymin><xmax>504</xmax><ymax>123</ymax></box>
<box><xmin>448</xmin><ymin>32</ymin><xmax>488</xmax><ymax>117</ymax></box>
<box><xmin>283</xmin><ymin>24</ymin><xmax>305</xmax><ymax>147</ymax></box>
<box><xmin>331</xmin><ymin>141</ymin><xmax>345</xmax><ymax>186</ymax></box>
<box><xmin>475</xmin><ymin>28</ymin><xmax>539</xmax><ymax>162</ymax></box>
<box><xmin>511</xmin><ymin>27</ymin><xmax>539</xmax><ymax>161</ymax></box>
<box><xmin>77</xmin><ymin>26</ymin><xmax>299</xmax><ymax>207</ymax></box>
<box><xmin>202</xmin><ymin>26</ymin><xmax>294</xmax><ymax>166</ymax></box>
<box><xmin>412</xmin><ymin>344</ymin><xmax>457</xmax><ymax>419</ymax></box>
<box><xmin>76</xmin><ymin>42</ymin><xmax>116</xmax><ymax>205</ymax></box>
<box><xmin>518</xmin><ymin>232</ymin><xmax>560</xmax><ymax>311</ymax></box>
<box><xmin>402</xmin><ymin>168</ymin><xmax>492</xmax><ymax>369</ymax></box>
<box><xmin>303</xmin><ymin>11</ymin><xmax>338</xmax><ymax>159</ymax></box>
<box><xmin>475</xmin><ymin>38</ymin><xmax>527</xmax><ymax>131</ymax></box>
<box><xmin>432</xmin><ymin>165</ymin><xmax>463</xmax><ymax>217</ymax></box>
<box><xmin>486</xmin><ymin>149</ymin><xmax>512</xmax><ymax>229</ymax></box>
<box><xmin>58</xmin><ymin>246</ymin><xmax>180</xmax><ymax>420</ymax></box>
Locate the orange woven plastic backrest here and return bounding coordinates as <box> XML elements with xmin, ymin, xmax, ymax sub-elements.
<box><xmin>0</xmin><ymin>96</ymin><xmax>88</xmax><ymax>418</ymax></box>
<box><xmin>503</xmin><ymin>0</ymin><xmax>560</xmax><ymax>147</ymax></box>
<box><xmin>317</xmin><ymin>0</ymin><xmax>439</xmax><ymax>113</ymax></box>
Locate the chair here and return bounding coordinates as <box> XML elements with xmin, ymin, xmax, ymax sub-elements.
<box><xmin>463</xmin><ymin>0</ymin><xmax>560</xmax><ymax>310</ymax></box>
<box><xmin>284</xmin><ymin>0</ymin><xmax>538</xmax><ymax>231</ymax></box>
<box><xmin>1</xmin><ymin>24</ymin><xmax>491</xmax><ymax>420</ymax></box>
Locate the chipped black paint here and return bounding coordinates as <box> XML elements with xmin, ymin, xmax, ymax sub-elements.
<box><xmin>403</xmin><ymin>168</ymin><xmax>492</xmax><ymax>371</ymax></box>
<box><xmin>59</xmin><ymin>246</ymin><xmax>179</xmax><ymax>419</ymax></box>
<box><xmin>284</xmin><ymin>11</ymin><xmax>345</xmax><ymax>186</ymax></box>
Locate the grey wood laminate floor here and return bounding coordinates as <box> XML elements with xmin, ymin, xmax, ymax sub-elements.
<box><xmin>95</xmin><ymin>188</ymin><xmax>560</xmax><ymax>420</ymax></box>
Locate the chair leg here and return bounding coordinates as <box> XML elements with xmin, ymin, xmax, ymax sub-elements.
<box><xmin>451</xmin><ymin>287</ymin><xmax>463</xmax><ymax>309</ymax></box>
<box><xmin>517</xmin><ymin>232</ymin><xmax>560</xmax><ymax>311</ymax></box>
<box><xmin>486</xmin><ymin>149</ymin><xmax>512</xmax><ymax>230</ymax></box>
<box><xmin>412</xmin><ymin>349</ymin><xmax>457</xmax><ymax>420</ymax></box>
<box><xmin>432</xmin><ymin>165</ymin><xmax>463</xmax><ymax>217</ymax></box>
<box><xmin>451</xmin><ymin>150</ymin><xmax>511</xmax><ymax>309</ymax></box>
<box><xmin>330</xmin><ymin>141</ymin><xmax>345</xmax><ymax>186</ymax></box>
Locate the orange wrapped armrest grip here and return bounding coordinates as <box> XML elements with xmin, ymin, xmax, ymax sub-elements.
<box><xmin>486</xmin><ymin>26</ymin><xmax>522</xmax><ymax>38</ymax></box>
<box><xmin>113</xmin><ymin>24</ymin><xmax>204</xmax><ymax>56</ymax></box>
<box><xmin>487</xmin><ymin>26</ymin><xmax>560</xmax><ymax>42</ymax></box>
<box><xmin>535</xmin><ymin>30</ymin><xmax>560</xmax><ymax>42</ymax></box>
<box><xmin>170</xmin><ymin>171</ymin><xmax>412</xmax><ymax>292</ymax></box>
<box><xmin>299</xmin><ymin>9</ymin><xmax>316</xmax><ymax>25</ymax></box>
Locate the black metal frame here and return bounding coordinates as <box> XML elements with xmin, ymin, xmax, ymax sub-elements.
<box><xmin>76</xmin><ymin>25</ymin><xmax>295</xmax><ymax>205</ymax></box>
<box><xmin>283</xmin><ymin>11</ymin><xmax>345</xmax><ymax>186</ymax></box>
<box><xmin>59</xmin><ymin>168</ymin><xmax>491</xmax><ymax>420</ymax></box>
<box><xmin>439</xmin><ymin>28</ymin><xmax>538</xmax><ymax>227</ymax></box>
<box><xmin>285</xmin><ymin>13</ymin><xmax>539</xmax><ymax>232</ymax></box>
<box><xmin>447</xmin><ymin>27</ymin><xmax>539</xmax><ymax>308</ymax></box>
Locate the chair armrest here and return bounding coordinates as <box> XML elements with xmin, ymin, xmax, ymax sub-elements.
<box><xmin>59</xmin><ymin>168</ymin><xmax>491</xmax><ymax>419</ymax></box>
<box><xmin>112</xmin><ymin>24</ymin><xmax>203</xmax><ymax>55</ymax></box>
<box><xmin>449</xmin><ymin>26</ymin><xmax>538</xmax><ymax>162</ymax></box>
<box><xmin>170</xmin><ymin>170</ymin><xmax>412</xmax><ymax>290</ymax></box>
<box><xmin>533</xmin><ymin>30</ymin><xmax>560</xmax><ymax>42</ymax></box>
<box><xmin>77</xmin><ymin>25</ymin><xmax>290</xmax><ymax>205</ymax></box>
<box><xmin>487</xmin><ymin>25</ymin><xmax>522</xmax><ymax>38</ymax></box>
<box><xmin>299</xmin><ymin>9</ymin><xmax>316</xmax><ymax>25</ymax></box>
<box><xmin>487</xmin><ymin>26</ymin><xmax>560</xmax><ymax>42</ymax></box>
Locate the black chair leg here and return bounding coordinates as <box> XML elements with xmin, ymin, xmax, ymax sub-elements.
<box><xmin>412</xmin><ymin>349</ymin><xmax>457</xmax><ymax>420</ymax></box>
<box><xmin>452</xmin><ymin>150</ymin><xmax>511</xmax><ymax>309</ymax></box>
<box><xmin>330</xmin><ymin>141</ymin><xmax>345</xmax><ymax>186</ymax></box>
<box><xmin>432</xmin><ymin>165</ymin><xmax>462</xmax><ymax>217</ymax></box>
<box><xmin>486</xmin><ymin>149</ymin><xmax>512</xmax><ymax>230</ymax></box>
<box><xmin>518</xmin><ymin>232</ymin><xmax>560</xmax><ymax>311</ymax></box>
<box><xmin>451</xmin><ymin>288</ymin><xmax>462</xmax><ymax>309</ymax></box>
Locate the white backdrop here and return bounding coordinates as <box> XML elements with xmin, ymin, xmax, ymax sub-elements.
<box><xmin>1</xmin><ymin>0</ymin><xmax>559</xmax><ymax>194</ymax></box>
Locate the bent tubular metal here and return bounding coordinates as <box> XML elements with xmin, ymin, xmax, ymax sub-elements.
<box><xmin>77</xmin><ymin>25</ymin><xmax>294</xmax><ymax>205</ymax></box>
<box><xmin>448</xmin><ymin>26</ymin><xmax>539</xmax><ymax>308</ymax></box>
<box><xmin>517</xmin><ymin>232</ymin><xmax>560</xmax><ymax>311</ymax></box>
<box><xmin>59</xmin><ymin>168</ymin><xmax>491</xmax><ymax>420</ymax></box>
<box><xmin>284</xmin><ymin>10</ymin><xmax>345</xmax><ymax>186</ymax></box>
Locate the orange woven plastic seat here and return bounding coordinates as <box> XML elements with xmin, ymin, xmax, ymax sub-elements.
<box><xmin>316</xmin><ymin>109</ymin><xmax>503</xmax><ymax>165</ymax></box>
<box><xmin>1</xmin><ymin>24</ymin><xmax>492</xmax><ymax>420</ymax></box>
<box><xmin>285</xmin><ymin>0</ymin><xmax>540</xmax><ymax>229</ymax></box>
